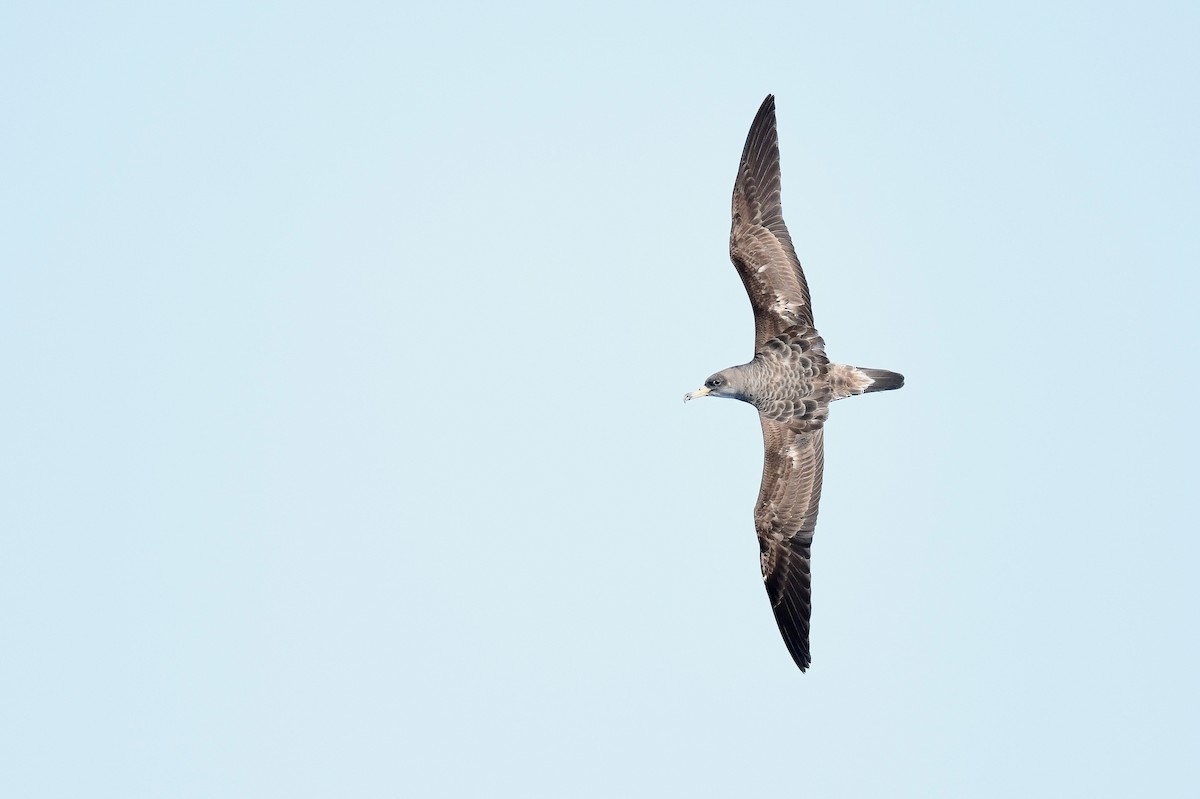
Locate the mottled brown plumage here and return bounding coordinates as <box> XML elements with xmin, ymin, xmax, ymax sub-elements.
<box><xmin>685</xmin><ymin>95</ymin><xmax>904</xmax><ymax>672</ymax></box>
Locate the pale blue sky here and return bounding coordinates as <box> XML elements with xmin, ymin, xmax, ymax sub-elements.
<box><xmin>3</xmin><ymin>1</ymin><xmax>1198</xmax><ymax>797</ymax></box>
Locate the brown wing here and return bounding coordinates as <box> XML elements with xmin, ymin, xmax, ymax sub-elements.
<box><xmin>730</xmin><ymin>95</ymin><xmax>814</xmax><ymax>350</ymax></box>
<box><xmin>756</xmin><ymin>420</ymin><xmax>825</xmax><ymax>671</ymax></box>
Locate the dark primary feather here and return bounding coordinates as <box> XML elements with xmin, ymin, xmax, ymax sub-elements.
<box><xmin>729</xmin><ymin>94</ymin><xmax>814</xmax><ymax>350</ymax></box>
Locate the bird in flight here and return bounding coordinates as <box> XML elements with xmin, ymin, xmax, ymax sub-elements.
<box><xmin>685</xmin><ymin>95</ymin><xmax>904</xmax><ymax>672</ymax></box>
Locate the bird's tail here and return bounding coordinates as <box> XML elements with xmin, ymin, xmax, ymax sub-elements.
<box><xmin>859</xmin><ymin>368</ymin><xmax>905</xmax><ymax>393</ymax></box>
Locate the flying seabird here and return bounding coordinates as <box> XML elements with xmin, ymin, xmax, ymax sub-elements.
<box><xmin>685</xmin><ymin>95</ymin><xmax>904</xmax><ymax>672</ymax></box>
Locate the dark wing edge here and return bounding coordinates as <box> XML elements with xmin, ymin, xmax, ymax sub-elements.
<box><xmin>756</xmin><ymin>420</ymin><xmax>825</xmax><ymax>672</ymax></box>
<box><xmin>730</xmin><ymin>95</ymin><xmax>814</xmax><ymax>349</ymax></box>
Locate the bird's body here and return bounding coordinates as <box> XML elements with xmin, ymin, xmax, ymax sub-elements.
<box><xmin>685</xmin><ymin>95</ymin><xmax>903</xmax><ymax>672</ymax></box>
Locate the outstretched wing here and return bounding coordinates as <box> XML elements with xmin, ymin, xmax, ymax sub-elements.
<box><xmin>755</xmin><ymin>420</ymin><xmax>825</xmax><ymax>671</ymax></box>
<box><xmin>730</xmin><ymin>94</ymin><xmax>814</xmax><ymax>350</ymax></box>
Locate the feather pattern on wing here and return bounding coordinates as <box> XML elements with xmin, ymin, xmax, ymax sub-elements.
<box><xmin>729</xmin><ymin>95</ymin><xmax>814</xmax><ymax>350</ymax></box>
<box><xmin>756</xmin><ymin>422</ymin><xmax>825</xmax><ymax>672</ymax></box>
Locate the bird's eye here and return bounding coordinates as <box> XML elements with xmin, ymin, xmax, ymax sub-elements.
<box><xmin>708</xmin><ymin>377</ymin><xmax>723</xmax><ymax>388</ymax></box>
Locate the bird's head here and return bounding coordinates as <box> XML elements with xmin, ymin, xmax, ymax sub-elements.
<box><xmin>684</xmin><ymin>368</ymin><xmax>749</xmax><ymax>403</ymax></box>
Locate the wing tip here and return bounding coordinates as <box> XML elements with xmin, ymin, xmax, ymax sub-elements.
<box><xmin>781</xmin><ymin>627</ymin><xmax>812</xmax><ymax>673</ymax></box>
<box><xmin>751</xmin><ymin>94</ymin><xmax>777</xmax><ymax>135</ymax></box>
<box><xmin>740</xmin><ymin>96</ymin><xmax>778</xmax><ymax>160</ymax></box>
<box><xmin>767</xmin><ymin>579</ymin><xmax>813</xmax><ymax>673</ymax></box>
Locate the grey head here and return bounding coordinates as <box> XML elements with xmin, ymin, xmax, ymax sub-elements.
<box><xmin>684</xmin><ymin>365</ymin><xmax>753</xmax><ymax>403</ymax></box>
